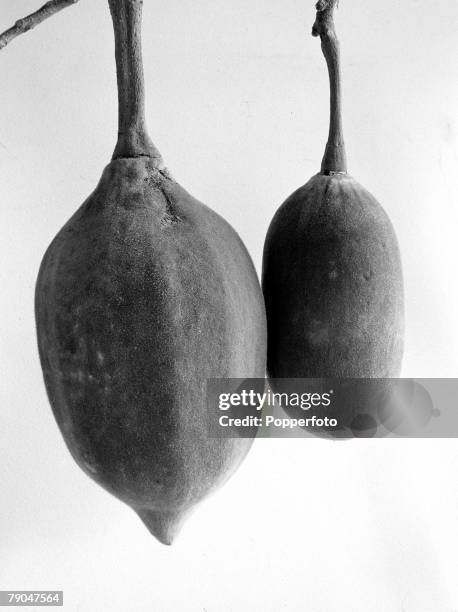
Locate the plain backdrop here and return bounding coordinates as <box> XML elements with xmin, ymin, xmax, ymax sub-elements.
<box><xmin>1</xmin><ymin>0</ymin><xmax>457</xmax><ymax>610</ymax></box>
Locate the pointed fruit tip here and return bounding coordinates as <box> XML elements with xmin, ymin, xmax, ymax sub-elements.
<box><xmin>136</xmin><ymin>508</ymin><xmax>186</xmax><ymax>546</ymax></box>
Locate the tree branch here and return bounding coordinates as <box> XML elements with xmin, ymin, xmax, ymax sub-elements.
<box><xmin>0</xmin><ymin>0</ymin><xmax>80</xmax><ymax>51</ymax></box>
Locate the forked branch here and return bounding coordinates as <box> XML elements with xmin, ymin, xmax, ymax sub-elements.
<box><xmin>0</xmin><ymin>0</ymin><xmax>80</xmax><ymax>51</ymax></box>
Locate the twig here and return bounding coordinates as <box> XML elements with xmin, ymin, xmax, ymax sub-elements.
<box><xmin>0</xmin><ymin>0</ymin><xmax>80</xmax><ymax>51</ymax></box>
<box><xmin>312</xmin><ymin>0</ymin><xmax>339</xmax><ymax>38</ymax></box>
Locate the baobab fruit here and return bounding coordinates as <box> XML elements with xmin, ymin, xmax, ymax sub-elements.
<box><xmin>262</xmin><ymin>2</ymin><xmax>403</xmax><ymax>390</ymax></box>
<box><xmin>35</xmin><ymin>0</ymin><xmax>266</xmax><ymax>544</ymax></box>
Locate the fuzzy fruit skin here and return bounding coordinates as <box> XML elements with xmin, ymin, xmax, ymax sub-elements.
<box><xmin>35</xmin><ymin>157</ymin><xmax>267</xmax><ymax>545</ymax></box>
<box><xmin>262</xmin><ymin>172</ymin><xmax>404</xmax><ymax>380</ymax></box>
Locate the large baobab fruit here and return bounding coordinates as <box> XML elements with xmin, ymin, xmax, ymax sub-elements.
<box><xmin>35</xmin><ymin>0</ymin><xmax>266</xmax><ymax>544</ymax></box>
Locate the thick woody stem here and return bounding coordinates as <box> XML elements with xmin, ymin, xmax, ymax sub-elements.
<box><xmin>0</xmin><ymin>0</ymin><xmax>79</xmax><ymax>51</ymax></box>
<box><xmin>108</xmin><ymin>0</ymin><xmax>163</xmax><ymax>163</ymax></box>
<box><xmin>312</xmin><ymin>0</ymin><xmax>347</xmax><ymax>174</ymax></box>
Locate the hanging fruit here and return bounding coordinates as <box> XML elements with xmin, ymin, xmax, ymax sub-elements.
<box><xmin>262</xmin><ymin>0</ymin><xmax>404</xmax><ymax>385</ymax></box>
<box><xmin>34</xmin><ymin>0</ymin><xmax>266</xmax><ymax>544</ymax></box>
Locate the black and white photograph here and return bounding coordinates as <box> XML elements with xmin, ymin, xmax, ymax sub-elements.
<box><xmin>1</xmin><ymin>0</ymin><xmax>457</xmax><ymax>610</ymax></box>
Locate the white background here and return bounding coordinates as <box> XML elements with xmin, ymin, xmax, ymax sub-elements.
<box><xmin>1</xmin><ymin>0</ymin><xmax>457</xmax><ymax>610</ymax></box>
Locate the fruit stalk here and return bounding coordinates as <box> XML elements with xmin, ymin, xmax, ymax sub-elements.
<box><xmin>108</xmin><ymin>0</ymin><xmax>163</xmax><ymax>164</ymax></box>
<box><xmin>312</xmin><ymin>0</ymin><xmax>347</xmax><ymax>174</ymax></box>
